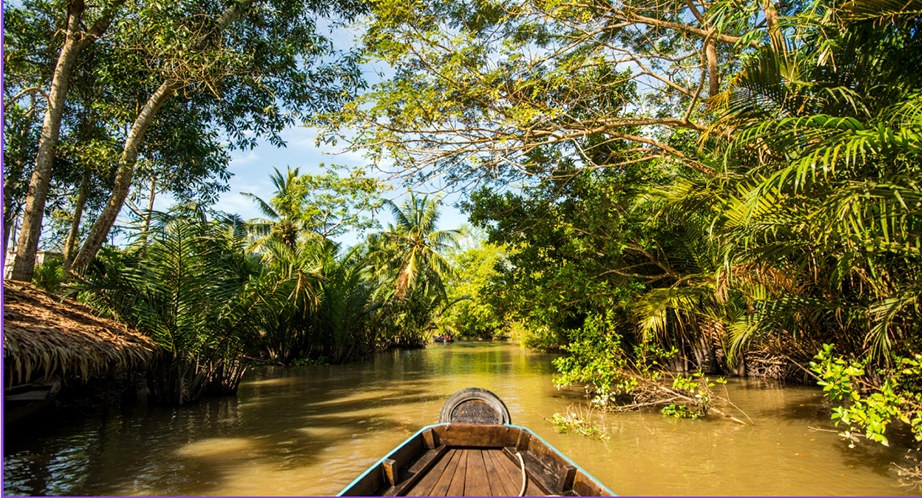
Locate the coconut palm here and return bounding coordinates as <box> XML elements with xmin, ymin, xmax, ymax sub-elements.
<box><xmin>241</xmin><ymin>167</ymin><xmax>310</xmax><ymax>250</ymax></box>
<box><xmin>369</xmin><ymin>193</ymin><xmax>462</xmax><ymax>300</ymax></box>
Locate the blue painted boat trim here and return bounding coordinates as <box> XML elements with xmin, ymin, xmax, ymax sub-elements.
<box><xmin>337</xmin><ymin>423</ymin><xmax>450</xmax><ymax>496</ymax></box>
<box><xmin>337</xmin><ymin>422</ymin><xmax>616</xmax><ymax>496</ymax></box>
<box><xmin>505</xmin><ymin>423</ymin><xmax>616</xmax><ymax>496</ymax></box>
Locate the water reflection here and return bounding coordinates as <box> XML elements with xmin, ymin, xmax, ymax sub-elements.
<box><xmin>3</xmin><ymin>342</ymin><xmax>914</xmax><ymax>495</ymax></box>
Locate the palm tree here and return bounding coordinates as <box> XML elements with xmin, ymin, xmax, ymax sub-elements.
<box><xmin>700</xmin><ymin>0</ymin><xmax>922</xmax><ymax>365</ymax></box>
<box><xmin>253</xmin><ymin>237</ymin><xmax>326</xmax><ymax>363</ymax></box>
<box><xmin>77</xmin><ymin>209</ymin><xmax>266</xmax><ymax>404</ymax></box>
<box><xmin>241</xmin><ymin>167</ymin><xmax>310</xmax><ymax>250</ymax></box>
<box><xmin>314</xmin><ymin>244</ymin><xmax>381</xmax><ymax>362</ymax></box>
<box><xmin>369</xmin><ymin>193</ymin><xmax>462</xmax><ymax>300</ymax></box>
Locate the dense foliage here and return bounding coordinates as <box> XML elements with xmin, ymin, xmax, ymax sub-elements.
<box><xmin>56</xmin><ymin>188</ymin><xmax>460</xmax><ymax>404</ymax></box>
<box><xmin>6</xmin><ymin>0</ymin><xmax>922</xmax><ymax>483</ymax></box>
<box><xmin>314</xmin><ymin>0</ymin><xmax>922</xmax><ymax>466</ymax></box>
<box><xmin>440</xmin><ymin>238</ymin><xmax>510</xmax><ymax>340</ymax></box>
<box><xmin>77</xmin><ymin>210</ymin><xmax>262</xmax><ymax>404</ymax></box>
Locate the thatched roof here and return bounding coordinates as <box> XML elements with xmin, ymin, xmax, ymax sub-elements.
<box><xmin>3</xmin><ymin>280</ymin><xmax>159</xmax><ymax>386</ymax></box>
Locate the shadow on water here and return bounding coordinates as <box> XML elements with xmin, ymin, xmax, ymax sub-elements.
<box><xmin>4</xmin><ymin>342</ymin><xmax>920</xmax><ymax>496</ymax></box>
<box><xmin>3</xmin><ymin>350</ymin><xmax>469</xmax><ymax>496</ymax></box>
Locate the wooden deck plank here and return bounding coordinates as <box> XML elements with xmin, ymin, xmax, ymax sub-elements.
<box><xmin>426</xmin><ymin>449</ymin><xmax>462</xmax><ymax>496</ymax></box>
<box><xmin>483</xmin><ymin>449</ymin><xmax>518</xmax><ymax>497</ymax></box>
<box><xmin>489</xmin><ymin>448</ymin><xmax>525</xmax><ymax>496</ymax></box>
<box><xmin>463</xmin><ymin>450</ymin><xmax>493</xmax><ymax>497</ymax></box>
<box><xmin>525</xmin><ymin>477</ymin><xmax>548</xmax><ymax>495</ymax></box>
<box><xmin>445</xmin><ymin>449</ymin><xmax>469</xmax><ymax>496</ymax></box>
<box><xmin>496</xmin><ymin>448</ymin><xmax>547</xmax><ymax>496</ymax></box>
<box><xmin>406</xmin><ymin>449</ymin><xmax>456</xmax><ymax>497</ymax></box>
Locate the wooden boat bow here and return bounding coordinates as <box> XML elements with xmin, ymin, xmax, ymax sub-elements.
<box><xmin>339</xmin><ymin>388</ymin><xmax>615</xmax><ymax>496</ymax></box>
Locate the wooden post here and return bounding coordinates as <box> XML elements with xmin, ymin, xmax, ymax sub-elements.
<box><xmin>422</xmin><ymin>428</ymin><xmax>436</xmax><ymax>450</ymax></box>
<box><xmin>382</xmin><ymin>458</ymin><xmax>398</xmax><ymax>486</ymax></box>
<box><xmin>557</xmin><ymin>465</ymin><xmax>577</xmax><ymax>494</ymax></box>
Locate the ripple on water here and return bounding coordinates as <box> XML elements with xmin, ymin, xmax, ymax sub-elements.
<box><xmin>3</xmin><ymin>342</ymin><xmax>919</xmax><ymax>496</ymax></box>
<box><xmin>175</xmin><ymin>437</ymin><xmax>255</xmax><ymax>457</ymax></box>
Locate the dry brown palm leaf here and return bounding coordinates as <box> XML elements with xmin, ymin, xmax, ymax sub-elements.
<box><xmin>3</xmin><ymin>281</ymin><xmax>159</xmax><ymax>387</ymax></box>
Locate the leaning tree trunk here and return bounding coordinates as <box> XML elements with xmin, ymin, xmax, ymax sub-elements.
<box><xmin>71</xmin><ymin>79</ymin><xmax>180</xmax><ymax>272</ymax></box>
<box><xmin>11</xmin><ymin>1</ymin><xmax>88</xmax><ymax>281</ymax></box>
<box><xmin>70</xmin><ymin>0</ymin><xmax>257</xmax><ymax>272</ymax></box>
<box><xmin>11</xmin><ymin>0</ymin><xmax>125</xmax><ymax>281</ymax></box>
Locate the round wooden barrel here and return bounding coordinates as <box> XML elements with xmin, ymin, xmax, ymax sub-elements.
<box><xmin>438</xmin><ymin>387</ymin><xmax>512</xmax><ymax>425</ymax></box>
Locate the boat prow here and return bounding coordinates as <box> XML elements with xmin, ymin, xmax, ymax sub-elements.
<box><xmin>339</xmin><ymin>387</ymin><xmax>614</xmax><ymax>496</ymax></box>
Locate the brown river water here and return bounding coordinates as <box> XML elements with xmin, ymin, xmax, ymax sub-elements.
<box><xmin>2</xmin><ymin>342</ymin><xmax>917</xmax><ymax>495</ymax></box>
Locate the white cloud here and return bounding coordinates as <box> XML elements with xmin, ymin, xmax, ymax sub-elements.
<box><xmin>280</xmin><ymin>126</ymin><xmax>320</xmax><ymax>150</ymax></box>
<box><xmin>230</xmin><ymin>150</ymin><xmax>260</xmax><ymax>165</ymax></box>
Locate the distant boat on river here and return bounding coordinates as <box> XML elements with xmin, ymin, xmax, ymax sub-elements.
<box><xmin>339</xmin><ymin>387</ymin><xmax>615</xmax><ymax>496</ymax></box>
<box><xmin>433</xmin><ymin>334</ymin><xmax>454</xmax><ymax>343</ymax></box>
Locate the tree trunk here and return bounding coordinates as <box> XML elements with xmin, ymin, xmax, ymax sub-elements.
<box><xmin>138</xmin><ymin>176</ymin><xmax>157</xmax><ymax>250</ymax></box>
<box><xmin>72</xmin><ymin>79</ymin><xmax>180</xmax><ymax>272</ymax></box>
<box><xmin>10</xmin><ymin>0</ymin><xmax>125</xmax><ymax>281</ymax></box>
<box><xmin>3</xmin><ymin>192</ymin><xmax>20</xmax><ymax>261</ymax></box>
<box><xmin>706</xmin><ymin>36</ymin><xmax>719</xmax><ymax>97</ymax></box>
<box><xmin>4</xmin><ymin>219</ymin><xmax>19</xmax><ymax>280</ymax></box>
<box><xmin>63</xmin><ymin>164</ymin><xmax>92</xmax><ymax>271</ymax></box>
<box><xmin>762</xmin><ymin>0</ymin><xmax>781</xmax><ymax>43</ymax></box>
<box><xmin>11</xmin><ymin>1</ymin><xmax>88</xmax><ymax>281</ymax></box>
<box><xmin>70</xmin><ymin>0</ymin><xmax>256</xmax><ymax>272</ymax></box>
<box><xmin>3</xmin><ymin>127</ymin><xmax>29</xmax><ymax>260</ymax></box>
<box><xmin>686</xmin><ymin>0</ymin><xmax>719</xmax><ymax>97</ymax></box>
<box><xmin>3</xmin><ymin>220</ymin><xmax>11</xmax><ymax>264</ymax></box>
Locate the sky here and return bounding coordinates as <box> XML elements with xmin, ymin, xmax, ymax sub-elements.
<box><xmin>185</xmin><ymin>125</ymin><xmax>471</xmax><ymax>248</ymax></box>
<box><xmin>151</xmin><ymin>22</ymin><xmax>472</xmax><ymax>249</ymax></box>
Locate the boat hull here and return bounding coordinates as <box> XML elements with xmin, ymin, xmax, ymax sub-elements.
<box><xmin>339</xmin><ymin>422</ymin><xmax>614</xmax><ymax>496</ymax></box>
<box><xmin>4</xmin><ymin>376</ymin><xmax>62</xmax><ymax>424</ymax></box>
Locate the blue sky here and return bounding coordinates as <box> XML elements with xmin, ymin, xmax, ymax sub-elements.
<box><xmin>194</xmin><ymin>125</ymin><xmax>471</xmax><ymax>248</ymax></box>
<box><xmin>153</xmin><ymin>24</ymin><xmax>471</xmax><ymax>249</ymax></box>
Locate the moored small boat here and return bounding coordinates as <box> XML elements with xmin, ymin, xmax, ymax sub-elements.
<box><xmin>433</xmin><ymin>334</ymin><xmax>454</xmax><ymax>343</ymax></box>
<box><xmin>4</xmin><ymin>375</ymin><xmax>62</xmax><ymax>424</ymax></box>
<box><xmin>339</xmin><ymin>387</ymin><xmax>614</xmax><ymax>496</ymax></box>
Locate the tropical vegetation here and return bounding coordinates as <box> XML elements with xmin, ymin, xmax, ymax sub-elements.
<box><xmin>313</xmin><ymin>0</ymin><xmax>922</xmax><ymax>465</ymax></box>
<box><xmin>4</xmin><ymin>0</ymin><xmax>922</xmax><ymax>482</ymax></box>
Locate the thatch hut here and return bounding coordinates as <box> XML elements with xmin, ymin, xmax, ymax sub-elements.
<box><xmin>3</xmin><ymin>280</ymin><xmax>159</xmax><ymax>387</ymax></box>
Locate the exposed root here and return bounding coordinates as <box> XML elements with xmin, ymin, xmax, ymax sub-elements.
<box><xmin>894</xmin><ymin>452</ymin><xmax>922</xmax><ymax>489</ymax></box>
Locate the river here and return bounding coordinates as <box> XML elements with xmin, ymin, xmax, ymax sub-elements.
<box><xmin>2</xmin><ymin>342</ymin><xmax>916</xmax><ymax>495</ymax></box>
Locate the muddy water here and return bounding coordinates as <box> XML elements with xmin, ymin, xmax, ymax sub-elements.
<box><xmin>2</xmin><ymin>342</ymin><xmax>915</xmax><ymax>495</ymax></box>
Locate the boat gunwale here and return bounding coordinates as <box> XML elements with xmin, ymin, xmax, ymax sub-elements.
<box><xmin>505</xmin><ymin>423</ymin><xmax>614</xmax><ymax>496</ymax></box>
<box><xmin>336</xmin><ymin>422</ymin><xmax>615</xmax><ymax>496</ymax></box>
<box><xmin>337</xmin><ymin>423</ymin><xmax>450</xmax><ymax>496</ymax></box>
